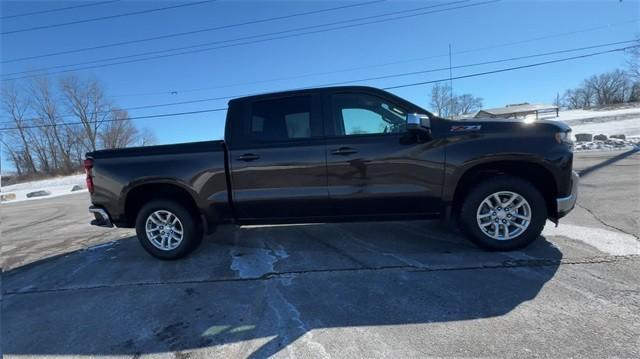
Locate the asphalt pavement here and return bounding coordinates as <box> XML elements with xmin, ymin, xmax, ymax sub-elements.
<box><xmin>1</xmin><ymin>150</ymin><xmax>639</xmax><ymax>358</ymax></box>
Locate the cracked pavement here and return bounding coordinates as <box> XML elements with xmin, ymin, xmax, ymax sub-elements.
<box><xmin>1</xmin><ymin>150</ymin><xmax>639</xmax><ymax>358</ymax></box>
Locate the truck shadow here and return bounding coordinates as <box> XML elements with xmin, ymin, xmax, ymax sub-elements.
<box><xmin>2</xmin><ymin>221</ymin><xmax>563</xmax><ymax>358</ymax></box>
<box><xmin>577</xmin><ymin>147</ymin><xmax>639</xmax><ymax>178</ymax></box>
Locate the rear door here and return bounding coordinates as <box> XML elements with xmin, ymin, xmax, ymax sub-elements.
<box><xmin>228</xmin><ymin>94</ymin><xmax>329</xmax><ymax>222</ymax></box>
<box><xmin>324</xmin><ymin>92</ymin><xmax>444</xmax><ymax>218</ymax></box>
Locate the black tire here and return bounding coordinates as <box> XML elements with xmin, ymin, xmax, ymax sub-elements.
<box><xmin>459</xmin><ymin>176</ymin><xmax>547</xmax><ymax>251</ymax></box>
<box><xmin>135</xmin><ymin>200</ymin><xmax>203</xmax><ymax>259</ymax></box>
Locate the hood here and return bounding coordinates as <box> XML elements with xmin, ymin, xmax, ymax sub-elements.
<box><xmin>437</xmin><ymin>117</ymin><xmax>571</xmax><ymax>136</ymax></box>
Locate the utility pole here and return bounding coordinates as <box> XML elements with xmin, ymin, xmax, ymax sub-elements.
<box><xmin>449</xmin><ymin>43</ymin><xmax>454</xmax><ymax>119</ymax></box>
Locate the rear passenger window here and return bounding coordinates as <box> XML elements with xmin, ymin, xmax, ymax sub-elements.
<box><xmin>250</xmin><ymin>96</ymin><xmax>313</xmax><ymax>142</ymax></box>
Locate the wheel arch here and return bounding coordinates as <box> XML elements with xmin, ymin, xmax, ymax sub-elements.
<box><xmin>123</xmin><ymin>181</ymin><xmax>201</xmax><ymax>228</ymax></box>
<box><xmin>450</xmin><ymin>160</ymin><xmax>558</xmax><ymax>219</ymax></box>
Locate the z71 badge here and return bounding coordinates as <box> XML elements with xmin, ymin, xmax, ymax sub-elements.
<box><xmin>450</xmin><ymin>124</ymin><xmax>482</xmax><ymax>132</ymax></box>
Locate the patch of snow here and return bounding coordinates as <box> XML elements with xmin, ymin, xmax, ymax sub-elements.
<box><xmin>569</xmin><ymin>118</ymin><xmax>640</xmax><ymax>139</ymax></box>
<box><xmin>544</xmin><ymin>223</ymin><xmax>640</xmax><ymax>256</ymax></box>
<box><xmin>2</xmin><ymin>185</ymin><xmax>88</xmax><ymax>203</ymax></box>
<box><xmin>555</xmin><ymin>105</ymin><xmax>640</xmax><ymax>123</ymax></box>
<box><xmin>574</xmin><ymin>138</ymin><xmax>640</xmax><ymax>152</ymax></box>
<box><xmin>557</xmin><ymin>108</ymin><xmax>640</xmax><ymax>137</ymax></box>
<box><xmin>0</xmin><ymin>174</ymin><xmax>87</xmax><ymax>203</ymax></box>
<box><xmin>1</xmin><ymin>173</ymin><xmax>85</xmax><ymax>192</ymax></box>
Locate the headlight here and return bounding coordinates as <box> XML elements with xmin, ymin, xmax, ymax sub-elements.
<box><xmin>555</xmin><ymin>131</ymin><xmax>567</xmax><ymax>143</ymax></box>
<box><xmin>555</xmin><ymin>130</ymin><xmax>574</xmax><ymax>150</ymax></box>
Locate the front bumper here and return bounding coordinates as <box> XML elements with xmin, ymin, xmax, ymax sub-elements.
<box><xmin>89</xmin><ymin>205</ymin><xmax>113</xmax><ymax>228</ymax></box>
<box><xmin>556</xmin><ymin>171</ymin><xmax>579</xmax><ymax>218</ymax></box>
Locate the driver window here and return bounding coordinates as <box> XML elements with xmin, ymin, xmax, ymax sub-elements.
<box><xmin>332</xmin><ymin>93</ymin><xmax>406</xmax><ymax>136</ymax></box>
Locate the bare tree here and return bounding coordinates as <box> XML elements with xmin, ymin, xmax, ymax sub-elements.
<box><xmin>0</xmin><ymin>136</ymin><xmax>24</xmax><ymax>176</ymax></box>
<box><xmin>626</xmin><ymin>35</ymin><xmax>640</xmax><ymax>82</ymax></box>
<box><xmin>430</xmin><ymin>82</ymin><xmax>452</xmax><ymax>118</ymax></box>
<box><xmin>3</xmin><ymin>74</ymin><xmax>158</xmax><ymax>177</ymax></box>
<box><xmin>454</xmin><ymin>94</ymin><xmax>483</xmax><ymax>115</ymax></box>
<box><xmin>563</xmin><ymin>89</ymin><xmax>579</xmax><ymax>109</ymax></box>
<box><xmin>563</xmin><ymin>89</ymin><xmax>589</xmax><ymax>109</ymax></box>
<box><xmin>138</xmin><ymin>127</ymin><xmax>158</xmax><ymax>146</ymax></box>
<box><xmin>29</xmin><ymin>76</ymin><xmax>77</xmax><ymax>173</ymax></box>
<box><xmin>625</xmin><ymin>35</ymin><xmax>640</xmax><ymax>103</ymax></box>
<box><xmin>1</xmin><ymin>84</ymin><xmax>37</xmax><ymax>174</ymax></box>
<box><xmin>629</xmin><ymin>82</ymin><xmax>640</xmax><ymax>103</ymax></box>
<box><xmin>28</xmin><ymin>127</ymin><xmax>53</xmax><ymax>173</ymax></box>
<box><xmin>99</xmin><ymin>109</ymin><xmax>139</xmax><ymax>149</ymax></box>
<box><xmin>60</xmin><ymin>75</ymin><xmax>111</xmax><ymax>152</ymax></box>
<box><xmin>584</xmin><ymin>69</ymin><xmax>630</xmax><ymax>106</ymax></box>
<box><xmin>431</xmin><ymin>82</ymin><xmax>482</xmax><ymax>117</ymax></box>
<box><xmin>553</xmin><ymin>92</ymin><xmax>563</xmax><ymax>108</ymax></box>
<box><xmin>564</xmin><ymin>85</ymin><xmax>599</xmax><ymax>109</ymax></box>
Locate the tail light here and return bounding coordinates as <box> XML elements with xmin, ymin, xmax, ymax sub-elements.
<box><xmin>84</xmin><ymin>159</ymin><xmax>94</xmax><ymax>194</ymax></box>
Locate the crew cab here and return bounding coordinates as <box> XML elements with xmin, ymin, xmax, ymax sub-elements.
<box><xmin>86</xmin><ymin>86</ymin><xmax>578</xmax><ymax>259</ymax></box>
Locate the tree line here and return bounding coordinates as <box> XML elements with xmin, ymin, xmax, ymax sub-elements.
<box><xmin>1</xmin><ymin>75</ymin><xmax>156</xmax><ymax>177</ymax></box>
<box><xmin>428</xmin><ymin>38</ymin><xmax>640</xmax><ymax>117</ymax></box>
<box><xmin>557</xmin><ymin>41</ymin><xmax>640</xmax><ymax>109</ymax></box>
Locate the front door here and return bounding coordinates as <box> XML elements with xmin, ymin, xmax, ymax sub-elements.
<box><xmin>324</xmin><ymin>92</ymin><xmax>444</xmax><ymax>218</ymax></box>
<box><xmin>229</xmin><ymin>94</ymin><xmax>329</xmax><ymax>222</ymax></box>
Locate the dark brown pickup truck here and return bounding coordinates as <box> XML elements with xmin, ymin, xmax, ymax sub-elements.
<box><xmin>86</xmin><ymin>86</ymin><xmax>578</xmax><ymax>259</ymax></box>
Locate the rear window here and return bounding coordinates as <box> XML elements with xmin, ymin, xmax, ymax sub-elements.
<box><xmin>250</xmin><ymin>96</ymin><xmax>313</xmax><ymax>142</ymax></box>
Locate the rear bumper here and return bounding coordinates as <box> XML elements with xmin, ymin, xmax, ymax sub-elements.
<box><xmin>89</xmin><ymin>205</ymin><xmax>113</xmax><ymax>228</ymax></box>
<box><xmin>556</xmin><ymin>171</ymin><xmax>579</xmax><ymax>218</ymax></box>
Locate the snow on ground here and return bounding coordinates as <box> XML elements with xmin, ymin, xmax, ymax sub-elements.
<box><xmin>549</xmin><ymin>104</ymin><xmax>640</xmax><ymax>152</ymax></box>
<box><xmin>568</xmin><ymin>118</ymin><xmax>640</xmax><ymax>138</ymax></box>
<box><xmin>1</xmin><ymin>174</ymin><xmax>87</xmax><ymax>203</ymax></box>
<box><xmin>1</xmin><ymin>173</ymin><xmax>85</xmax><ymax>192</ymax></box>
<box><xmin>554</xmin><ymin>106</ymin><xmax>640</xmax><ymax>123</ymax></box>
<box><xmin>553</xmin><ymin>105</ymin><xmax>640</xmax><ymax>138</ymax></box>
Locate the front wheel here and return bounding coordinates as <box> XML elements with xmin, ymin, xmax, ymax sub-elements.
<box><xmin>135</xmin><ymin>200</ymin><xmax>203</xmax><ymax>259</ymax></box>
<box><xmin>459</xmin><ymin>176</ymin><xmax>547</xmax><ymax>251</ymax></box>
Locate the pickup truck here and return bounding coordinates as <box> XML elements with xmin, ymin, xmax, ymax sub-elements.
<box><xmin>86</xmin><ymin>86</ymin><xmax>578</xmax><ymax>259</ymax></box>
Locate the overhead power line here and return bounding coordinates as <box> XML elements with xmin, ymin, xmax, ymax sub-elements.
<box><xmin>2</xmin><ymin>0</ymin><xmax>386</xmax><ymax>64</ymax></box>
<box><xmin>1</xmin><ymin>0</ymin><xmax>217</xmax><ymax>35</ymax></box>
<box><xmin>2</xmin><ymin>44</ymin><xmax>635</xmax><ymax>131</ymax></box>
<box><xmin>312</xmin><ymin>40</ymin><xmax>639</xmax><ymax>87</ymax></box>
<box><xmin>2</xmin><ymin>0</ymin><xmax>474</xmax><ymax>75</ymax></box>
<box><xmin>1</xmin><ymin>40</ymin><xmax>634</xmax><ymax>125</ymax></box>
<box><xmin>1</xmin><ymin>0</ymin><xmax>499</xmax><ymax>80</ymax></box>
<box><xmin>108</xmin><ymin>19</ymin><xmax>639</xmax><ymax>98</ymax></box>
<box><xmin>1</xmin><ymin>0</ymin><xmax>121</xmax><ymax>20</ymax></box>
<box><xmin>2</xmin><ymin>108</ymin><xmax>228</xmax><ymax>131</ymax></box>
<box><xmin>383</xmin><ymin>45</ymin><xmax>638</xmax><ymax>90</ymax></box>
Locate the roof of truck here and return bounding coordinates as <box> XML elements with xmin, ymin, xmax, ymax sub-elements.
<box><xmin>228</xmin><ymin>86</ymin><xmax>430</xmax><ymax>115</ymax></box>
<box><xmin>229</xmin><ymin>86</ymin><xmax>390</xmax><ymax>103</ymax></box>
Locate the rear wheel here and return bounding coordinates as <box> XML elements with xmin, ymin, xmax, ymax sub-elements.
<box><xmin>135</xmin><ymin>200</ymin><xmax>202</xmax><ymax>259</ymax></box>
<box><xmin>459</xmin><ymin>176</ymin><xmax>547</xmax><ymax>251</ymax></box>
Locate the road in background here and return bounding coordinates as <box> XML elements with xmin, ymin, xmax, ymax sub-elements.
<box><xmin>1</xmin><ymin>150</ymin><xmax>639</xmax><ymax>358</ymax></box>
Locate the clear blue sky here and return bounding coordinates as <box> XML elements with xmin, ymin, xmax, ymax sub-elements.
<box><xmin>1</xmin><ymin>0</ymin><xmax>638</xmax><ymax>171</ymax></box>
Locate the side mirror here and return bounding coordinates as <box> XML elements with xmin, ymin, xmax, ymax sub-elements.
<box><xmin>407</xmin><ymin>113</ymin><xmax>431</xmax><ymax>133</ymax></box>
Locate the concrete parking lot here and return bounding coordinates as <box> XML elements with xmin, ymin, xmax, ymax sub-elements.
<box><xmin>2</xmin><ymin>150</ymin><xmax>639</xmax><ymax>358</ymax></box>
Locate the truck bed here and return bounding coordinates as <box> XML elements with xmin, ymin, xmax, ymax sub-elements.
<box><xmin>86</xmin><ymin>140</ymin><xmax>231</xmax><ymax>228</ymax></box>
<box><xmin>87</xmin><ymin>140</ymin><xmax>225</xmax><ymax>159</ymax></box>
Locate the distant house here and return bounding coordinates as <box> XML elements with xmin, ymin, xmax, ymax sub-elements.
<box><xmin>474</xmin><ymin>103</ymin><xmax>559</xmax><ymax>120</ymax></box>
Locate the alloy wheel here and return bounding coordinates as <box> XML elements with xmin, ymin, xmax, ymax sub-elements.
<box><xmin>145</xmin><ymin>210</ymin><xmax>184</xmax><ymax>251</ymax></box>
<box><xmin>476</xmin><ymin>191</ymin><xmax>532</xmax><ymax>241</ymax></box>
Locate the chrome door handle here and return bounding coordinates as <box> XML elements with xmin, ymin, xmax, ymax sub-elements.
<box><xmin>237</xmin><ymin>153</ymin><xmax>260</xmax><ymax>161</ymax></box>
<box><xmin>331</xmin><ymin>147</ymin><xmax>357</xmax><ymax>155</ymax></box>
